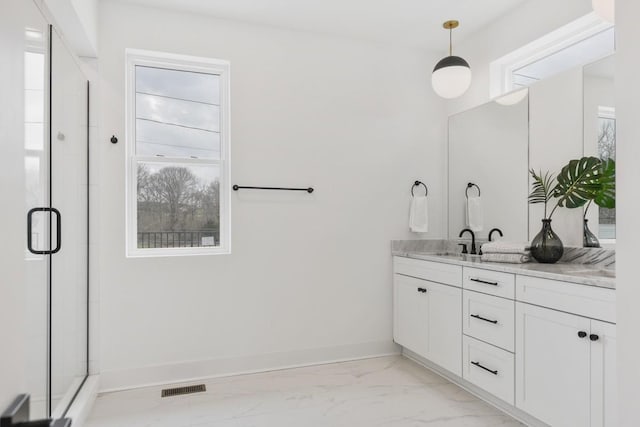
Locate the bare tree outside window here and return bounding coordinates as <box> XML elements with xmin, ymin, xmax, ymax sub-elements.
<box><xmin>137</xmin><ymin>164</ymin><xmax>220</xmax><ymax>248</ymax></box>
<box><xmin>598</xmin><ymin>116</ymin><xmax>615</xmax><ymax>239</ymax></box>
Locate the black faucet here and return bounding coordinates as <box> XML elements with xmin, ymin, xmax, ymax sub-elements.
<box><xmin>459</xmin><ymin>228</ymin><xmax>477</xmax><ymax>255</ymax></box>
<box><xmin>488</xmin><ymin>228</ymin><xmax>504</xmax><ymax>242</ymax></box>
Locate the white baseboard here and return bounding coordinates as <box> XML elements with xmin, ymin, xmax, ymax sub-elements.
<box><xmin>402</xmin><ymin>349</ymin><xmax>549</xmax><ymax>427</ymax></box>
<box><xmin>99</xmin><ymin>340</ymin><xmax>400</xmax><ymax>393</ymax></box>
<box><xmin>65</xmin><ymin>375</ymin><xmax>100</xmax><ymax>427</ymax></box>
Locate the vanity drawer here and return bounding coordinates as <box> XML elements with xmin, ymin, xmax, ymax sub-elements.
<box><xmin>463</xmin><ymin>335</ymin><xmax>515</xmax><ymax>405</ymax></box>
<box><xmin>516</xmin><ymin>275</ymin><xmax>616</xmax><ymax>323</ymax></box>
<box><xmin>463</xmin><ymin>290</ymin><xmax>515</xmax><ymax>352</ymax></box>
<box><xmin>393</xmin><ymin>256</ymin><xmax>462</xmax><ymax>287</ymax></box>
<box><xmin>463</xmin><ymin>267</ymin><xmax>515</xmax><ymax>299</ymax></box>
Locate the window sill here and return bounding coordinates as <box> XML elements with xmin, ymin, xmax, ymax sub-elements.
<box><xmin>126</xmin><ymin>247</ymin><xmax>231</xmax><ymax>258</ymax></box>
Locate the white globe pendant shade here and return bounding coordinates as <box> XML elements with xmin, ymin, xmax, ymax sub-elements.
<box><xmin>494</xmin><ymin>88</ymin><xmax>528</xmax><ymax>106</ymax></box>
<box><xmin>432</xmin><ymin>55</ymin><xmax>472</xmax><ymax>99</ymax></box>
<box><xmin>592</xmin><ymin>0</ymin><xmax>614</xmax><ymax>22</ymax></box>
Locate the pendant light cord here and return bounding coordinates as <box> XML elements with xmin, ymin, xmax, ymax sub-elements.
<box><xmin>449</xmin><ymin>27</ymin><xmax>453</xmax><ymax>56</ymax></box>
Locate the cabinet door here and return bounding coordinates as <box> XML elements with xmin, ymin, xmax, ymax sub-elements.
<box><xmin>516</xmin><ymin>302</ymin><xmax>591</xmax><ymax>427</ymax></box>
<box><xmin>425</xmin><ymin>280</ymin><xmax>462</xmax><ymax>376</ymax></box>
<box><xmin>590</xmin><ymin>320</ymin><xmax>617</xmax><ymax>427</ymax></box>
<box><xmin>393</xmin><ymin>274</ymin><xmax>429</xmax><ymax>358</ymax></box>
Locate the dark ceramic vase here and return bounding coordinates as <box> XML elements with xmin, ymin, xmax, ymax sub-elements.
<box><xmin>583</xmin><ymin>219</ymin><xmax>601</xmax><ymax>248</ymax></box>
<box><xmin>530</xmin><ymin>219</ymin><xmax>564</xmax><ymax>264</ymax></box>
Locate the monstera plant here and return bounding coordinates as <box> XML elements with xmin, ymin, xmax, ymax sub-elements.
<box><xmin>529</xmin><ymin>156</ymin><xmax>616</xmax><ymax>219</ymax></box>
<box><xmin>528</xmin><ymin>156</ymin><xmax>616</xmax><ymax>261</ymax></box>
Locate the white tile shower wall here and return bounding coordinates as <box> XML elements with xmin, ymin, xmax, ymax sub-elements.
<box><xmin>96</xmin><ymin>1</ymin><xmax>447</xmax><ymax>390</ymax></box>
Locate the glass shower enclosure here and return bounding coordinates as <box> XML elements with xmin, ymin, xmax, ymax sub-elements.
<box><xmin>17</xmin><ymin>0</ymin><xmax>90</xmax><ymax>418</ymax></box>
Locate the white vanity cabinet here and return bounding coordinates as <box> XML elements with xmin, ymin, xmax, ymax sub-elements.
<box><xmin>393</xmin><ymin>257</ymin><xmax>462</xmax><ymax>376</ymax></box>
<box><xmin>515</xmin><ymin>277</ymin><xmax>617</xmax><ymax>427</ymax></box>
<box><xmin>392</xmin><ymin>255</ymin><xmax>616</xmax><ymax>427</ymax></box>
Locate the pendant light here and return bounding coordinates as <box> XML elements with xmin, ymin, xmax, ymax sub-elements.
<box><xmin>432</xmin><ymin>20</ymin><xmax>471</xmax><ymax>99</ymax></box>
<box><xmin>592</xmin><ymin>0</ymin><xmax>614</xmax><ymax>23</ymax></box>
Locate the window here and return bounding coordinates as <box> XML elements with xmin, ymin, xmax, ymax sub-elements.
<box><xmin>126</xmin><ymin>50</ymin><xmax>230</xmax><ymax>256</ymax></box>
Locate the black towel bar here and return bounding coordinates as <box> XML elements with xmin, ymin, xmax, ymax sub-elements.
<box><xmin>232</xmin><ymin>185</ymin><xmax>314</xmax><ymax>193</ymax></box>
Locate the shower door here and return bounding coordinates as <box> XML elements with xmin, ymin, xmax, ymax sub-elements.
<box><xmin>49</xmin><ymin>27</ymin><xmax>89</xmax><ymax>418</ymax></box>
<box><xmin>0</xmin><ymin>0</ymin><xmax>89</xmax><ymax>421</ymax></box>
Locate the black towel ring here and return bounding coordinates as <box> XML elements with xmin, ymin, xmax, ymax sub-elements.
<box><xmin>411</xmin><ymin>180</ymin><xmax>428</xmax><ymax>197</ymax></box>
<box><xmin>466</xmin><ymin>183</ymin><xmax>481</xmax><ymax>198</ymax></box>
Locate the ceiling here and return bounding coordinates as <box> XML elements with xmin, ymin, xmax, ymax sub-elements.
<box><xmin>105</xmin><ymin>0</ymin><xmax>529</xmax><ymax>50</ymax></box>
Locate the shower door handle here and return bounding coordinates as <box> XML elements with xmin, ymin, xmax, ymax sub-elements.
<box><xmin>27</xmin><ymin>207</ymin><xmax>61</xmax><ymax>255</ymax></box>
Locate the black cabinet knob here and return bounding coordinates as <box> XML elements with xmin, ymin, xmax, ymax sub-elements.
<box><xmin>416</xmin><ymin>287</ymin><xmax>427</xmax><ymax>293</ymax></box>
<box><xmin>578</xmin><ymin>331</ymin><xmax>587</xmax><ymax>338</ymax></box>
<box><xmin>590</xmin><ymin>334</ymin><xmax>600</xmax><ymax>341</ymax></box>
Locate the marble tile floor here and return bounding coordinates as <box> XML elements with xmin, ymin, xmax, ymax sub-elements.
<box><xmin>85</xmin><ymin>356</ymin><xmax>523</xmax><ymax>427</ymax></box>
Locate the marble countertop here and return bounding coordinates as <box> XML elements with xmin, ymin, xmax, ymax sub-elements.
<box><xmin>392</xmin><ymin>250</ymin><xmax>615</xmax><ymax>290</ymax></box>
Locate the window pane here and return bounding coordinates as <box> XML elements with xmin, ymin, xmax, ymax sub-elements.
<box><xmin>136</xmin><ymin>93</ymin><xmax>220</xmax><ymax>132</ymax></box>
<box><xmin>136</xmin><ymin>65</ymin><xmax>219</xmax><ymax>105</ymax></box>
<box><xmin>135</xmin><ymin>65</ymin><xmax>221</xmax><ymax>159</ymax></box>
<box><xmin>137</xmin><ymin>162</ymin><xmax>221</xmax><ymax>248</ymax></box>
<box><xmin>136</xmin><ymin>119</ymin><xmax>220</xmax><ymax>159</ymax></box>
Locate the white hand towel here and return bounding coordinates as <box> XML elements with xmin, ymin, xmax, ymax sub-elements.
<box><xmin>482</xmin><ymin>241</ymin><xmax>531</xmax><ymax>254</ymax></box>
<box><xmin>481</xmin><ymin>253</ymin><xmax>531</xmax><ymax>264</ymax></box>
<box><xmin>409</xmin><ymin>196</ymin><xmax>429</xmax><ymax>233</ymax></box>
<box><xmin>466</xmin><ymin>196</ymin><xmax>483</xmax><ymax>232</ymax></box>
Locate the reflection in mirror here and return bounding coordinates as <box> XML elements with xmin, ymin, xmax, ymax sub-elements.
<box><xmin>583</xmin><ymin>54</ymin><xmax>615</xmax><ymax>244</ymax></box>
<box><xmin>448</xmin><ymin>90</ymin><xmax>529</xmax><ymax>242</ymax></box>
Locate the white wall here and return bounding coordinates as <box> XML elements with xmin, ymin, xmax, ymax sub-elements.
<box><xmin>97</xmin><ymin>0</ymin><xmax>446</xmax><ymax>390</ymax></box>
<box><xmin>614</xmin><ymin>0</ymin><xmax>640</xmax><ymax>425</ymax></box>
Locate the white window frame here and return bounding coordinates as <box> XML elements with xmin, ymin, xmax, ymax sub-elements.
<box><xmin>125</xmin><ymin>49</ymin><xmax>231</xmax><ymax>257</ymax></box>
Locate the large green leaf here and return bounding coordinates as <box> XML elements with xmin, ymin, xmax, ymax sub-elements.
<box><xmin>555</xmin><ymin>157</ymin><xmax>602</xmax><ymax>209</ymax></box>
<box><xmin>594</xmin><ymin>158</ymin><xmax>615</xmax><ymax>208</ymax></box>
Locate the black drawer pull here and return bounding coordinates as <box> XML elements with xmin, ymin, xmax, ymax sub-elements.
<box><xmin>590</xmin><ymin>334</ymin><xmax>600</xmax><ymax>342</ymax></box>
<box><xmin>471</xmin><ymin>361</ymin><xmax>498</xmax><ymax>375</ymax></box>
<box><xmin>470</xmin><ymin>278</ymin><xmax>498</xmax><ymax>286</ymax></box>
<box><xmin>578</xmin><ymin>331</ymin><xmax>587</xmax><ymax>338</ymax></box>
<box><xmin>417</xmin><ymin>287</ymin><xmax>427</xmax><ymax>293</ymax></box>
<box><xmin>470</xmin><ymin>314</ymin><xmax>498</xmax><ymax>324</ymax></box>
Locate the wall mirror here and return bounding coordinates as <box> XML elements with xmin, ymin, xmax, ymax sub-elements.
<box><xmin>583</xmin><ymin>54</ymin><xmax>616</xmax><ymax>246</ymax></box>
<box><xmin>447</xmin><ymin>90</ymin><xmax>529</xmax><ymax>242</ymax></box>
<box><xmin>447</xmin><ymin>54</ymin><xmax>616</xmax><ymax>249</ymax></box>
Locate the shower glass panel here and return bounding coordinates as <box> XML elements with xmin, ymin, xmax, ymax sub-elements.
<box><xmin>49</xmin><ymin>28</ymin><xmax>89</xmax><ymax>417</ymax></box>
<box><xmin>22</xmin><ymin>2</ymin><xmax>51</xmax><ymax>420</ymax></box>
<box><xmin>4</xmin><ymin>0</ymin><xmax>88</xmax><ymax>420</ymax></box>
